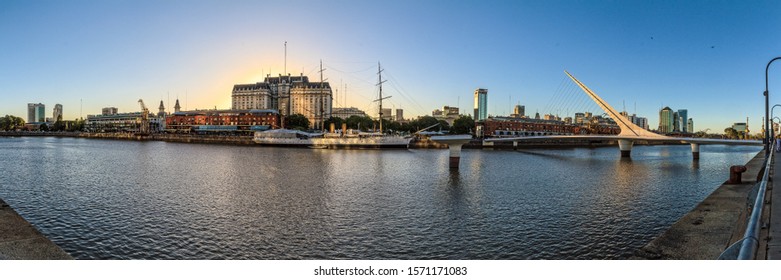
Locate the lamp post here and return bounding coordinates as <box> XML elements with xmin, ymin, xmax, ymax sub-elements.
<box><xmin>772</xmin><ymin>104</ymin><xmax>781</xmax><ymax>142</ymax></box>
<box><xmin>764</xmin><ymin>57</ymin><xmax>781</xmax><ymax>154</ymax></box>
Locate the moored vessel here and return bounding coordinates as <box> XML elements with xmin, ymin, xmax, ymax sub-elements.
<box><xmin>253</xmin><ymin>62</ymin><xmax>412</xmax><ymax>149</ymax></box>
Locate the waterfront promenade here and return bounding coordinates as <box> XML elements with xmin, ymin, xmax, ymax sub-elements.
<box><xmin>636</xmin><ymin>148</ymin><xmax>781</xmax><ymax>260</ymax></box>
<box><xmin>633</xmin><ymin>150</ymin><xmax>766</xmax><ymax>259</ymax></box>
<box><xmin>768</xmin><ymin>150</ymin><xmax>781</xmax><ymax>259</ymax></box>
<box><xmin>0</xmin><ymin>199</ymin><xmax>71</xmax><ymax>259</ymax></box>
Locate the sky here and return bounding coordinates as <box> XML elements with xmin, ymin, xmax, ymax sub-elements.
<box><xmin>1</xmin><ymin>0</ymin><xmax>780</xmax><ymax>133</ymax></box>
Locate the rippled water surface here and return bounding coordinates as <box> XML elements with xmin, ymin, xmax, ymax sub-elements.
<box><xmin>0</xmin><ymin>137</ymin><xmax>762</xmax><ymax>259</ymax></box>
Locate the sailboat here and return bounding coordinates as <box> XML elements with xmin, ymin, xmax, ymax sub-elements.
<box><xmin>253</xmin><ymin>62</ymin><xmax>411</xmax><ymax>149</ymax></box>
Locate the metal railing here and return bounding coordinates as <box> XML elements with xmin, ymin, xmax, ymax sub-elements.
<box><xmin>719</xmin><ymin>140</ymin><xmax>774</xmax><ymax>259</ymax></box>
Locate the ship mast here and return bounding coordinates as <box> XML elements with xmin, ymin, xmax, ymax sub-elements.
<box><xmin>375</xmin><ymin>62</ymin><xmax>390</xmax><ymax>134</ymax></box>
<box><xmin>319</xmin><ymin>60</ymin><xmax>327</xmax><ymax>131</ymax></box>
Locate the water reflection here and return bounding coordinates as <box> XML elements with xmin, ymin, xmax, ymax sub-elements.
<box><xmin>0</xmin><ymin>137</ymin><xmax>762</xmax><ymax>259</ymax></box>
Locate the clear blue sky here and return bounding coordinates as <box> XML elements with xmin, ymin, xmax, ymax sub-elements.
<box><xmin>1</xmin><ymin>0</ymin><xmax>780</xmax><ymax>133</ymax></box>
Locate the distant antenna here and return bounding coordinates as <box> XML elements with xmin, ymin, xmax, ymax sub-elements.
<box><xmin>284</xmin><ymin>41</ymin><xmax>287</xmax><ymax>76</ymax></box>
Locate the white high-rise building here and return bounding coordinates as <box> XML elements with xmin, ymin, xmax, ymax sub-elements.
<box><xmin>474</xmin><ymin>88</ymin><xmax>487</xmax><ymax>121</ymax></box>
<box><xmin>27</xmin><ymin>103</ymin><xmax>45</xmax><ymax>123</ymax></box>
<box><xmin>53</xmin><ymin>104</ymin><xmax>63</xmax><ymax>122</ymax></box>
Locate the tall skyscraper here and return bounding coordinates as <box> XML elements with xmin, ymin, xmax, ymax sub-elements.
<box><xmin>474</xmin><ymin>88</ymin><xmax>487</xmax><ymax>121</ymax></box>
<box><xmin>677</xmin><ymin>109</ymin><xmax>688</xmax><ymax>132</ymax></box>
<box><xmin>395</xmin><ymin>109</ymin><xmax>404</xmax><ymax>122</ymax></box>
<box><xmin>687</xmin><ymin>118</ymin><xmax>694</xmax><ymax>133</ymax></box>
<box><xmin>658</xmin><ymin>106</ymin><xmax>674</xmax><ymax>133</ymax></box>
<box><xmin>672</xmin><ymin>111</ymin><xmax>680</xmax><ymax>132</ymax></box>
<box><xmin>27</xmin><ymin>103</ymin><xmax>45</xmax><ymax>123</ymax></box>
<box><xmin>53</xmin><ymin>104</ymin><xmax>63</xmax><ymax>122</ymax></box>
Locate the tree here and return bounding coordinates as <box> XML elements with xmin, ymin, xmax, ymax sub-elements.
<box><xmin>724</xmin><ymin>127</ymin><xmax>738</xmax><ymax>139</ymax></box>
<box><xmin>52</xmin><ymin>115</ymin><xmax>65</xmax><ymax>131</ymax></box>
<box><xmin>438</xmin><ymin>120</ymin><xmax>451</xmax><ymax>131</ymax></box>
<box><xmin>450</xmin><ymin>115</ymin><xmax>475</xmax><ymax>135</ymax></box>
<box><xmin>39</xmin><ymin>123</ymin><xmax>49</xmax><ymax>131</ymax></box>
<box><xmin>411</xmin><ymin>116</ymin><xmax>440</xmax><ymax>132</ymax></box>
<box><xmin>384</xmin><ymin>120</ymin><xmax>402</xmax><ymax>133</ymax></box>
<box><xmin>66</xmin><ymin>118</ymin><xmax>85</xmax><ymax>132</ymax></box>
<box><xmin>285</xmin><ymin>114</ymin><xmax>310</xmax><ymax>130</ymax></box>
<box><xmin>0</xmin><ymin>115</ymin><xmax>26</xmax><ymax>131</ymax></box>
<box><xmin>324</xmin><ymin>116</ymin><xmax>344</xmax><ymax>131</ymax></box>
<box><xmin>345</xmin><ymin>115</ymin><xmax>374</xmax><ymax>131</ymax></box>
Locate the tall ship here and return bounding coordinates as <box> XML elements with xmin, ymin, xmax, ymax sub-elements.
<box><xmin>253</xmin><ymin>62</ymin><xmax>412</xmax><ymax>149</ymax></box>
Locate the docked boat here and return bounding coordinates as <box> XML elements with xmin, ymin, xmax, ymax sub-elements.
<box><xmin>252</xmin><ymin>129</ymin><xmax>320</xmax><ymax>147</ymax></box>
<box><xmin>253</xmin><ymin>128</ymin><xmax>411</xmax><ymax>149</ymax></box>
<box><xmin>253</xmin><ymin>62</ymin><xmax>412</xmax><ymax>149</ymax></box>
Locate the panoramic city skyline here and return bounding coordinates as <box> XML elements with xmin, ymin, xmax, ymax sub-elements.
<box><xmin>1</xmin><ymin>1</ymin><xmax>780</xmax><ymax>132</ymax></box>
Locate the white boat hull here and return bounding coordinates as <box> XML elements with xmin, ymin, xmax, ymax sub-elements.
<box><xmin>253</xmin><ymin>132</ymin><xmax>411</xmax><ymax>149</ymax></box>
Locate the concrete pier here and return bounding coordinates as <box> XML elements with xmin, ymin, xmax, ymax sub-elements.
<box><xmin>430</xmin><ymin>135</ymin><xmax>473</xmax><ymax>169</ymax></box>
<box><xmin>633</xmin><ymin>151</ymin><xmax>765</xmax><ymax>259</ymax></box>
<box><xmin>0</xmin><ymin>198</ymin><xmax>72</xmax><ymax>259</ymax></box>
<box><xmin>618</xmin><ymin>139</ymin><xmax>633</xmax><ymax>158</ymax></box>
<box><xmin>691</xmin><ymin>143</ymin><xmax>700</xmax><ymax>160</ymax></box>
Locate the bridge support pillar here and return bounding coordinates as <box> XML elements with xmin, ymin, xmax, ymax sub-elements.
<box><xmin>618</xmin><ymin>139</ymin><xmax>633</xmax><ymax>158</ymax></box>
<box><xmin>449</xmin><ymin>144</ymin><xmax>464</xmax><ymax>169</ymax></box>
<box><xmin>430</xmin><ymin>135</ymin><xmax>473</xmax><ymax>170</ymax></box>
<box><xmin>513</xmin><ymin>141</ymin><xmax>518</xmax><ymax>150</ymax></box>
<box><xmin>691</xmin><ymin>143</ymin><xmax>700</xmax><ymax>160</ymax></box>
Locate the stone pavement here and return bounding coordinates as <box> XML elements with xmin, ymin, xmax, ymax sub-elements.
<box><xmin>0</xmin><ymin>198</ymin><xmax>72</xmax><ymax>260</ymax></box>
<box><xmin>768</xmin><ymin>149</ymin><xmax>781</xmax><ymax>259</ymax></box>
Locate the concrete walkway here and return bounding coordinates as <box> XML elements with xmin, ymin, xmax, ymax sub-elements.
<box><xmin>768</xmin><ymin>150</ymin><xmax>781</xmax><ymax>259</ymax></box>
<box><xmin>0</xmin><ymin>198</ymin><xmax>72</xmax><ymax>259</ymax></box>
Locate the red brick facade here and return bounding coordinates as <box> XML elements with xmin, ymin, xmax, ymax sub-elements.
<box><xmin>483</xmin><ymin>117</ymin><xmax>620</xmax><ymax>137</ymax></box>
<box><xmin>166</xmin><ymin>109</ymin><xmax>278</xmax><ymax>133</ymax></box>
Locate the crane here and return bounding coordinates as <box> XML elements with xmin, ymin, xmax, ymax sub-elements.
<box><xmin>137</xmin><ymin>99</ymin><xmax>149</xmax><ymax>135</ymax></box>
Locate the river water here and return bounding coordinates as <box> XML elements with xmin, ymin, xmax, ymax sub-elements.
<box><xmin>0</xmin><ymin>137</ymin><xmax>761</xmax><ymax>259</ymax></box>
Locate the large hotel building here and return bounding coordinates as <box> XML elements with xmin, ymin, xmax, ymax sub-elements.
<box><xmin>232</xmin><ymin>74</ymin><xmax>332</xmax><ymax>129</ymax></box>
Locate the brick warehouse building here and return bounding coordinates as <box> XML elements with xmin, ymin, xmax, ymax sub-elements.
<box><xmin>482</xmin><ymin>117</ymin><xmax>620</xmax><ymax>137</ymax></box>
<box><xmin>166</xmin><ymin>109</ymin><xmax>279</xmax><ymax>134</ymax></box>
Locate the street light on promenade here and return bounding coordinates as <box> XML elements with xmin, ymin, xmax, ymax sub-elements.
<box><xmin>771</xmin><ymin>104</ymin><xmax>781</xmax><ymax>141</ymax></box>
<box><xmin>764</xmin><ymin>57</ymin><xmax>781</xmax><ymax>154</ymax></box>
